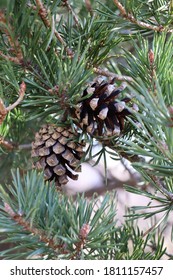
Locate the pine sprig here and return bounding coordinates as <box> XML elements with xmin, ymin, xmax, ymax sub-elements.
<box><xmin>0</xmin><ymin>170</ymin><xmax>167</xmax><ymax>259</ymax></box>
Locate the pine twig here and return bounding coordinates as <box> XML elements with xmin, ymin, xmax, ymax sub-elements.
<box><xmin>85</xmin><ymin>0</ymin><xmax>94</xmax><ymax>16</ymax></box>
<box><xmin>62</xmin><ymin>0</ymin><xmax>79</xmax><ymax>25</ymax></box>
<box><xmin>4</xmin><ymin>203</ymin><xmax>68</xmax><ymax>254</ymax></box>
<box><xmin>0</xmin><ymin>137</ymin><xmax>32</xmax><ymax>151</ymax></box>
<box><xmin>18</xmin><ymin>143</ymin><xmax>32</xmax><ymax>150</ymax></box>
<box><xmin>0</xmin><ymin>81</ymin><xmax>26</xmax><ymax>125</ymax></box>
<box><xmin>35</xmin><ymin>0</ymin><xmax>74</xmax><ymax>57</ymax></box>
<box><xmin>93</xmin><ymin>67</ymin><xmax>133</xmax><ymax>82</ymax></box>
<box><xmin>0</xmin><ymin>137</ymin><xmax>14</xmax><ymax>150</ymax></box>
<box><xmin>0</xmin><ymin>51</ymin><xmax>22</xmax><ymax>64</ymax></box>
<box><xmin>113</xmin><ymin>0</ymin><xmax>164</xmax><ymax>32</ymax></box>
<box><xmin>0</xmin><ymin>99</ymin><xmax>7</xmax><ymax>125</ymax></box>
<box><xmin>120</xmin><ymin>157</ymin><xmax>139</xmax><ymax>183</ymax></box>
<box><xmin>0</xmin><ymin>10</ymin><xmax>23</xmax><ymax>63</ymax></box>
<box><xmin>6</xmin><ymin>82</ymin><xmax>26</xmax><ymax>111</ymax></box>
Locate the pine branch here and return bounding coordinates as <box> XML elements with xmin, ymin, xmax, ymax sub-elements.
<box><xmin>93</xmin><ymin>67</ymin><xmax>133</xmax><ymax>82</ymax></box>
<box><xmin>0</xmin><ymin>10</ymin><xmax>23</xmax><ymax>63</ymax></box>
<box><xmin>0</xmin><ymin>170</ymin><xmax>167</xmax><ymax>259</ymax></box>
<box><xmin>0</xmin><ymin>51</ymin><xmax>22</xmax><ymax>64</ymax></box>
<box><xmin>0</xmin><ymin>137</ymin><xmax>32</xmax><ymax>151</ymax></box>
<box><xmin>0</xmin><ymin>99</ymin><xmax>7</xmax><ymax>125</ymax></box>
<box><xmin>0</xmin><ymin>81</ymin><xmax>26</xmax><ymax>124</ymax></box>
<box><xmin>18</xmin><ymin>143</ymin><xmax>32</xmax><ymax>150</ymax></box>
<box><xmin>0</xmin><ymin>136</ymin><xmax>14</xmax><ymax>150</ymax></box>
<box><xmin>62</xmin><ymin>0</ymin><xmax>79</xmax><ymax>26</ymax></box>
<box><xmin>3</xmin><ymin>203</ymin><xmax>68</xmax><ymax>255</ymax></box>
<box><xmin>6</xmin><ymin>82</ymin><xmax>26</xmax><ymax>111</ymax></box>
<box><xmin>85</xmin><ymin>0</ymin><xmax>93</xmax><ymax>16</ymax></box>
<box><xmin>35</xmin><ymin>0</ymin><xmax>74</xmax><ymax>57</ymax></box>
<box><xmin>112</xmin><ymin>0</ymin><xmax>173</xmax><ymax>32</ymax></box>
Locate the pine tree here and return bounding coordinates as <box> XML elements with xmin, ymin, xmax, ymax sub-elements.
<box><xmin>0</xmin><ymin>0</ymin><xmax>173</xmax><ymax>259</ymax></box>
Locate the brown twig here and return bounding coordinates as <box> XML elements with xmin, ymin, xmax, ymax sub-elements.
<box><xmin>6</xmin><ymin>81</ymin><xmax>26</xmax><ymax>111</ymax></box>
<box><xmin>0</xmin><ymin>10</ymin><xmax>23</xmax><ymax>63</ymax></box>
<box><xmin>0</xmin><ymin>137</ymin><xmax>14</xmax><ymax>150</ymax></box>
<box><xmin>36</xmin><ymin>0</ymin><xmax>65</xmax><ymax>49</ymax></box>
<box><xmin>0</xmin><ymin>99</ymin><xmax>7</xmax><ymax>125</ymax></box>
<box><xmin>35</xmin><ymin>0</ymin><xmax>74</xmax><ymax>57</ymax></box>
<box><xmin>93</xmin><ymin>67</ymin><xmax>133</xmax><ymax>82</ymax></box>
<box><xmin>113</xmin><ymin>0</ymin><xmax>164</xmax><ymax>32</ymax></box>
<box><xmin>4</xmin><ymin>202</ymin><xmax>68</xmax><ymax>254</ymax></box>
<box><xmin>63</xmin><ymin>0</ymin><xmax>79</xmax><ymax>26</ymax></box>
<box><xmin>0</xmin><ymin>51</ymin><xmax>22</xmax><ymax>64</ymax></box>
<box><xmin>0</xmin><ymin>81</ymin><xmax>26</xmax><ymax>125</ymax></box>
<box><xmin>35</xmin><ymin>0</ymin><xmax>50</xmax><ymax>27</ymax></box>
<box><xmin>18</xmin><ymin>143</ymin><xmax>32</xmax><ymax>150</ymax></box>
<box><xmin>85</xmin><ymin>0</ymin><xmax>94</xmax><ymax>16</ymax></box>
<box><xmin>0</xmin><ymin>137</ymin><xmax>32</xmax><ymax>150</ymax></box>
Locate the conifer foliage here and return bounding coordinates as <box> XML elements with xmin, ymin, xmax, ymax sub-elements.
<box><xmin>0</xmin><ymin>0</ymin><xmax>173</xmax><ymax>259</ymax></box>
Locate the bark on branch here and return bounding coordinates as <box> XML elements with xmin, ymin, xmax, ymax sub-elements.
<box><xmin>0</xmin><ymin>81</ymin><xmax>26</xmax><ymax>125</ymax></box>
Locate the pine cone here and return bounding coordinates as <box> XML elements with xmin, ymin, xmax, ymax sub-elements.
<box><xmin>31</xmin><ymin>124</ymin><xmax>85</xmax><ymax>188</ymax></box>
<box><xmin>75</xmin><ymin>78</ymin><xmax>133</xmax><ymax>137</ymax></box>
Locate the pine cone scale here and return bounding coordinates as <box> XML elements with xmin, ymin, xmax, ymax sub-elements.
<box><xmin>38</xmin><ymin>147</ymin><xmax>50</xmax><ymax>156</ymax></box>
<box><xmin>44</xmin><ymin>168</ymin><xmax>53</xmax><ymax>180</ymax></box>
<box><xmin>42</xmin><ymin>134</ymin><xmax>51</xmax><ymax>141</ymax></box>
<box><xmin>53</xmin><ymin>142</ymin><xmax>65</xmax><ymax>154</ymax></box>
<box><xmin>46</xmin><ymin>154</ymin><xmax>59</xmax><ymax>166</ymax></box>
<box><xmin>52</xmin><ymin>132</ymin><xmax>61</xmax><ymax>140</ymax></box>
<box><xmin>53</xmin><ymin>164</ymin><xmax>66</xmax><ymax>176</ymax></box>
<box><xmin>45</xmin><ymin>138</ymin><xmax>57</xmax><ymax>147</ymax></box>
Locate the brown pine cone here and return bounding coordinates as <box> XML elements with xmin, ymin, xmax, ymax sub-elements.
<box><xmin>75</xmin><ymin>78</ymin><xmax>133</xmax><ymax>138</ymax></box>
<box><xmin>31</xmin><ymin>124</ymin><xmax>85</xmax><ymax>188</ymax></box>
